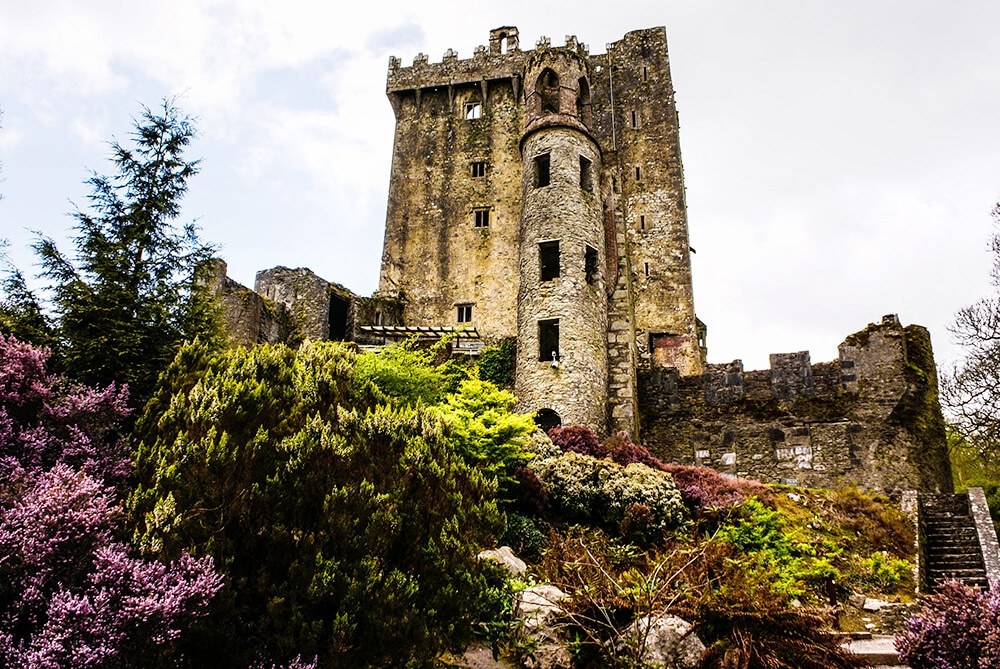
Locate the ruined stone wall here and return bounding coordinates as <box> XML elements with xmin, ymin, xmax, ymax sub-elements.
<box><xmin>638</xmin><ymin>316</ymin><xmax>953</xmax><ymax>495</ymax></box>
<box><xmin>200</xmin><ymin>259</ymin><xmax>294</xmax><ymax>346</ymax></box>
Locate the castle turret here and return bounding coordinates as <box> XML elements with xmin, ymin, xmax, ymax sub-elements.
<box><xmin>514</xmin><ymin>42</ymin><xmax>609</xmax><ymax>431</ymax></box>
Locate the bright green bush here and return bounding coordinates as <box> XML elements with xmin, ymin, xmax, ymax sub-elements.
<box><xmin>130</xmin><ymin>341</ymin><xmax>503</xmax><ymax>668</ymax></box>
<box><xmin>431</xmin><ymin>378</ymin><xmax>535</xmax><ymax>501</ymax></box>
<box><xmin>477</xmin><ymin>338</ymin><xmax>516</xmax><ymax>388</ymax></box>
<box><xmin>529</xmin><ymin>451</ymin><xmax>687</xmax><ymax>535</ymax></box>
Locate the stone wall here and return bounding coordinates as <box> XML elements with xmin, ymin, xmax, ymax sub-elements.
<box><xmin>638</xmin><ymin>315</ymin><xmax>953</xmax><ymax>495</ymax></box>
<box><xmin>200</xmin><ymin>259</ymin><xmax>294</xmax><ymax>346</ymax></box>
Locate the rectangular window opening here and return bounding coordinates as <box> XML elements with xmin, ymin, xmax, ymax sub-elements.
<box><xmin>644</xmin><ymin>262</ymin><xmax>650</xmax><ymax>278</ymax></box>
<box><xmin>538</xmin><ymin>319</ymin><xmax>560</xmax><ymax>362</ymax></box>
<box><xmin>642</xmin><ymin>66</ymin><xmax>648</xmax><ymax>81</ymax></box>
<box><xmin>539</xmin><ymin>240</ymin><xmax>560</xmax><ymax>281</ymax></box>
<box><xmin>534</xmin><ymin>153</ymin><xmax>550</xmax><ymax>188</ymax></box>
<box><xmin>635</xmin><ymin>165</ymin><xmax>642</xmax><ymax>181</ymax></box>
<box><xmin>457</xmin><ymin>304</ymin><xmax>473</xmax><ymax>323</ymax></box>
<box><xmin>474</xmin><ymin>208</ymin><xmax>490</xmax><ymax>228</ymax></box>
<box><xmin>465</xmin><ymin>102</ymin><xmax>482</xmax><ymax>120</ymax></box>
<box><xmin>585</xmin><ymin>245</ymin><xmax>599</xmax><ymax>285</ymax></box>
<box><xmin>579</xmin><ymin>155</ymin><xmax>593</xmax><ymax>192</ymax></box>
<box><xmin>640</xmin><ymin>215</ymin><xmax>646</xmax><ymax>230</ymax></box>
<box><xmin>630</xmin><ymin>110</ymin><xmax>638</xmax><ymax>129</ymax></box>
<box><xmin>471</xmin><ymin>161</ymin><xmax>486</xmax><ymax>178</ymax></box>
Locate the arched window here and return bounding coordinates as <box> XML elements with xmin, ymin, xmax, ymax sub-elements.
<box><xmin>499</xmin><ymin>35</ymin><xmax>508</xmax><ymax>53</ymax></box>
<box><xmin>537</xmin><ymin>68</ymin><xmax>560</xmax><ymax>114</ymax></box>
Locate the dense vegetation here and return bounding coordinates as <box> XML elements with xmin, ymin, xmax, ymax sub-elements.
<box><xmin>3</xmin><ymin>99</ymin><xmax>986</xmax><ymax>667</ymax></box>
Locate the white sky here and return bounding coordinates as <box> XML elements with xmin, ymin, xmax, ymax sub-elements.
<box><xmin>1</xmin><ymin>0</ymin><xmax>998</xmax><ymax>371</ymax></box>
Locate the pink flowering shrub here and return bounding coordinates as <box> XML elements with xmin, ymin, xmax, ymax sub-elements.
<box><xmin>896</xmin><ymin>579</ymin><xmax>1000</xmax><ymax>668</ymax></box>
<box><xmin>0</xmin><ymin>334</ymin><xmax>130</xmax><ymax>485</ymax></box>
<box><xmin>0</xmin><ymin>465</ymin><xmax>222</xmax><ymax>668</ymax></box>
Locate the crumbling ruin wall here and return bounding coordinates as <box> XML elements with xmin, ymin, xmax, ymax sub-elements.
<box><xmin>200</xmin><ymin>259</ymin><xmax>294</xmax><ymax>346</ymax></box>
<box><xmin>639</xmin><ymin>315</ymin><xmax>953</xmax><ymax>495</ymax></box>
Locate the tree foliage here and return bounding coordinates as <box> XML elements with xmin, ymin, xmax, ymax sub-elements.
<box><xmin>942</xmin><ymin>202</ymin><xmax>1000</xmax><ymax>467</ymax></box>
<box><xmin>24</xmin><ymin>100</ymin><xmax>219</xmax><ymax>409</ymax></box>
<box><xmin>131</xmin><ymin>340</ymin><xmax>510</xmax><ymax>667</ymax></box>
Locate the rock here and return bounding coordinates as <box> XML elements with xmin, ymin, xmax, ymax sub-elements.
<box><xmin>787</xmin><ymin>492</ymin><xmax>802</xmax><ymax>503</ymax></box>
<box><xmin>624</xmin><ymin>614</ymin><xmax>705</xmax><ymax>669</ymax></box>
<box><xmin>516</xmin><ymin>585</ymin><xmax>572</xmax><ymax>669</ymax></box>
<box><xmin>517</xmin><ymin>585</ymin><xmax>569</xmax><ymax>629</ymax></box>
<box><xmin>478</xmin><ymin>546</ymin><xmax>527</xmax><ymax>576</ymax></box>
<box><xmin>863</xmin><ymin>598</ymin><xmax>889</xmax><ymax>612</ymax></box>
<box><xmin>848</xmin><ymin>593</ymin><xmax>867</xmax><ymax>608</ymax></box>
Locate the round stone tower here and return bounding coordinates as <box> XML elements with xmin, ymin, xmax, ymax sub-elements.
<box><xmin>514</xmin><ymin>44</ymin><xmax>609</xmax><ymax>431</ymax></box>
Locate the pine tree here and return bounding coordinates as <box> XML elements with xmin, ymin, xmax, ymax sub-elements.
<box><xmin>32</xmin><ymin>100</ymin><xmax>219</xmax><ymax>409</ymax></box>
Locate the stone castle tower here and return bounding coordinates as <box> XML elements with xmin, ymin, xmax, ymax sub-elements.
<box><xmin>205</xmin><ymin>24</ymin><xmax>952</xmax><ymax>494</ymax></box>
<box><xmin>378</xmin><ymin>26</ymin><xmax>704</xmax><ymax>434</ymax></box>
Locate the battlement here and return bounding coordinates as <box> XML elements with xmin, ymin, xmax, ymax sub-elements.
<box><xmin>638</xmin><ymin>315</ymin><xmax>952</xmax><ymax>495</ymax></box>
<box><xmin>386</xmin><ymin>26</ymin><xmax>592</xmax><ymax>93</ymax></box>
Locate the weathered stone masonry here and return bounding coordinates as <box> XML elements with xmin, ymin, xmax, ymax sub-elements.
<box><xmin>639</xmin><ymin>315</ymin><xmax>953</xmax><ymax>495</ymax></box>
<box><xmin>209</xmin><ymin>26</ymin><xmax>953</xmax><ymax>494</ymax></box>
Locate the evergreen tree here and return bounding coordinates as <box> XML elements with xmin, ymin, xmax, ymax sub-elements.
<box><xmin>31</xmin><ymin>100</ymin><xmax>219</xmax><ymax>409</ymax></box>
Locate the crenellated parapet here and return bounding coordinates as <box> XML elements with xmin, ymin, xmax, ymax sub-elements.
<box><xmin>638</xmin><ymin>315</ymin><xmax>953</xmax><ymax>495</ymax></box>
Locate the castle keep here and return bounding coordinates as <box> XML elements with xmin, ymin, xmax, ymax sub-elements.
<box><xmin>208</xmin><ymin>26</ymin><xmax>952</xmax><ymax>494</ymax></box>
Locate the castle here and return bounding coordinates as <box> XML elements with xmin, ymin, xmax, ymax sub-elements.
<box><xmin>207</xmin><ymin>26</ymin><xmax>952</xmax><ymax>495</ymax></box>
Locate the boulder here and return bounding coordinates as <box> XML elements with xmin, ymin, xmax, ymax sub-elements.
<box><xmin>516</xmin><ymin>585</ymin><xmax>572</xmax><ymax>669</ymax></box>
<box><xmin>624</xmin><ymin>614</ymin><xmax>704</xmax><ymax>669</ymax></box>
<box><xmin>478</xmin><ymin>546</ymin><xmax>528</xmax><ymax>576</ymax></box>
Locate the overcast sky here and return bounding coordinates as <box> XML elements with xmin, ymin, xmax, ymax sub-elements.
<box><xmin>2</xmin><ymin>0</ymin><xmax>998</xmax><ymax>371</ymax></box>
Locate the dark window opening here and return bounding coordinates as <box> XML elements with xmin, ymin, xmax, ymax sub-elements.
<box><xmin>644</xmin><ymin>262</ymin><xmax>650</xmax><ymax>278</ymax></box>
<box><xmin>457</xmin><ymin>304</ymin><xmax>473</xmax><ymax>323</ymax></box>
<box><xmin>535</xmin><ymin>408</ymin><xmax>561</xmax><ymax>432</ymax></box>
<box><xmin>474</xmin><ymin>208</ymin><xmax>490</xmax><ymax>227</ymax></box>
<box><xmin>534</xmin><ymin>153</ymin><xmax>550</xmax><ymax>188</ymax></box>
<box><xmin>328</xmin><ymin>294</ymin><xmax>349</xmax><ymax>341</ymax></box>
<box><xmin>465</xmin><ymin>102</ymin><xmax>482</xmax><ymax>120</ymax></box>
<box><xmin>635</xmin><ymin>166</ymin><xmax>642</xmax><ymax>181</ymax></box>
<box><xmin>630</xmin><ymin>110</ymin><xmax>638</xmax><ymax>129</ymax></box>
<box><xmin>640</xmin><ymin>215</ymin><xmax>646</xmax><ymax>230</ymax></box>
<box><xmin>579</xmin><ymin>155</ymin><xmax>593</xmax><ymax>192</ymax></box>
<box><xmin>642</xmin><ymin>66</ymin><xmax>648</xmax><ymax>81</ymax></box>
<box><xmin>576</xmin><ymin>77</ymin><xmax>591</xmax><ymax>123</ymax></box>
<box><xmin>472</xmin><ymin>161</ymin><xmax>486</xmax><ymax>178</ymax></box>
<box><xmin>539</xmin><ymin>240</ymin><xmax>560</xmax><ymax>281</ymax></box>
<box><xmin>585</xmin><ymin>245</ymin><xmax>599</xmax><ymax>285</ymax></box>
<box><xmin>538</xmin><ymin>68</ymin><xmax>560</xmax><ymax>113</ymax></box>
<box><xmin>538</xmin><ymin>319</ymin><xmax>560</xmax><ymax>362</ymax></box>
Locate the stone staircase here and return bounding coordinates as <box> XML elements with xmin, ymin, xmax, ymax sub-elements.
<box><xmin>919</xmin><ymin>493</ymin><xmax>989</xmax><ymax>591</ymax></box>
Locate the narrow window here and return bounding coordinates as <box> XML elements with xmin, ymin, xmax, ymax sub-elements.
<box><xmin>585</xmin><ymin>245</ymin><xmax>599</xmax><ymax>285</ymax></box>
<box><xmin>640</xmin><ymin>215</ymin><xmax>646</xmax><ymax>230</ymax></box>
<box><xmin>644</xmin><ymin>262</ymin><xmax>650</xmax><ymax>278</ymax></box>
<box><xmin>471</xmin><ymin>161</ymin><xmax>487</xmax><ymax>178</ymax></box>
<box><xmin>534</xmin><ymin>153</ymin><xmax>550</xmax><ymax>188</ymax></box>
<box><xmin>579</xmin><ymin>155</ymin><xmax>593</xmax><ymax>192</ymax></box>
<box><xmin>539</xmin><ymin>240</ymin><xmax>560</xmax><ymax>281</ymax></box>
<box><xmin>499</xmin><ymin>36</ymin><xmax>508</xmax><ymax>53</ymax></box>
<box><xmin>473</xmin><ymin>208</ymin><xmax>490</xmax><ymax>228</ymax></box>
<box><xmin>374</xmin><ymin>310</ymin><xmax>383</xmax><ymax>326</ymax></box>
<box><xmin>642</xmin><ymin>66</ymin><xmax>648</xmax><ymax>81</ymax></box>
<box><xmin>635</xmin><ymin>166</ymin><xmax>642</xmax><ymax>181</ymax></box>
<box><xmin>630</xmin><ymin>110</ymin><xmax>638</xmax><ymax>129</ymax></box>
<box><xmin>538</xmin><ymin>319</ymin><xmax>560</xmax><ymax>362</ymax></box>
<box><xmin>456</xmin><ymin>304</ymin><xmax>473</xmax><ymax>323</ymax></box>
<box><xmin>465</xmin><ymin>102</ymin><xmax>482</xmax><ymax>120</ymax></box>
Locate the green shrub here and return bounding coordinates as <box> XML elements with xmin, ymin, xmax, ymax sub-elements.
<box><xmin>131</xmin><ymin>341</ymin><xmax>503</xmax><ymax>668</ymax></box>
<box><xmin>529</xmin><ymin>451</ymin><xmax>687</xmax><ymax>536</ymax></box>
<box><xmin>501</xmin><ymin>513</ymin><xmax>547</xmax><ymax>562</ymax></box>
<box><xmin>477</xmin><ymin>338</ymin><xmax>515</xmax><ymax>388</ymax></box>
